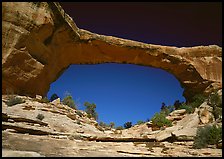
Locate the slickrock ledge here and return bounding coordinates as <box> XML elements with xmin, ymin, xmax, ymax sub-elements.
<box><xmin>2</xmin><ymin>2</ymin><xmax>222</xmax><ymax>101</ymax></box>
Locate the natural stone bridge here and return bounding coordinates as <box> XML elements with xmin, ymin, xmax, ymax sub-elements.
<box><xmin>2</xmin><ymin>2</ymin><xmax>222</xmax><ymax>102</ymax></box>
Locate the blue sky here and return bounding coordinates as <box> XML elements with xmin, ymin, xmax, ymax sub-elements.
<box><xmin>47</xmin><ymin>64</ymin><xmax>185</xmax><ymax>127</ymax></box>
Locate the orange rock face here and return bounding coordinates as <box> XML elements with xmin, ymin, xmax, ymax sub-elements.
<box><xmin>2</xmin><ymin>2</ymin><xmax>222</xmax><ymax>101</ymax></box>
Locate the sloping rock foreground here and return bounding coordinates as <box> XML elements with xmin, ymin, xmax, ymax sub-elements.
<box><xmin>2</xmin><ymin>2</ymin><xmax>222</xmax><ymax>102</ymax></box>
<box><xmin>2</xmin><ymin>95</ymin><xmax>222</xmax><ymax>157</ymax></box>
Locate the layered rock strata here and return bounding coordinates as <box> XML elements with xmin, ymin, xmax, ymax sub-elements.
<box><xmin>2</xmin><ymin>2</ymin><xmax>222</xmax><ymax>101</ymax></box>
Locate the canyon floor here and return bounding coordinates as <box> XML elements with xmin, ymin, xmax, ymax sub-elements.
<box><xmin>2</xmin><ymin>95</ymin><xmax>222</xmax><ymax>157</ymax></box>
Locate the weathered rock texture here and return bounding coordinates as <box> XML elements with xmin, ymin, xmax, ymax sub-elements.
<box><xmin>2</xmin><ymin>95</ymin><xmax>222</xmax><ymax>157</ymax></box>
<box><xmin>2</xmin><ymin>2</ymin><xmax>222</xmax><ymax>101</ymax></box>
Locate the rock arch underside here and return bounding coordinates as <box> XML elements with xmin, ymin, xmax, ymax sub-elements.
<box><xmin>2</xmin><ymin>2</ymin><xmax>222</xmax><ymax>102</ymax></box>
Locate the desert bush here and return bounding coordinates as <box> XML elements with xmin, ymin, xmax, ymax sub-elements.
<box><xmin>84</xmin><ymin>102</ymin><xmax>98</xmax><ymax>120</ymax></box>
<box><xmin>212</xmin><ymin>107</ymin><xmax>222</xmax><ymax>120</ymax></box>
<box><xmin>99</xmin><ymin>121</ymin><xmax>108</xmax><ymax>128</ymax></box>
<box><xmin>62</xmin><ymin>95</ymin><xmax>77</xmax><ymax>109</ymax></box>
<box><xmin>179</xmin><ymin>103</ymin><xmax>194</xmax><ymax>114</ymax></box>
<box><xmin>109</xmin><ymin>122</ymin><xmax>115</xmax><ymax>128</ymax></box>
<box><xmin>116</xmin><ymin>126</ymin><xmax>124</xmax><ymax>130</ymax></box>
<box><xmin>36</xmin><ymin>113</ymin><xmax>45</xmax><ymax>121</ymax></box>
<box><xmin>50</xmin><ymin>93</ymin><xmax>59</xmax><ymax>102</ymax></box>
<box><xmin>208</xmin><ymin>91</ymin><xmax>222</xmax><ymax>120</ymax></box>
<box><xmin>6</xmin><ymin>96</ymin><xmax>25</xmax><ymax>106</ymax></box>
<box><xmin>151</xmin><ymin>112</ymin><xmax>172</xmax><ymax>128</ymax></box>
<box><xmin>208</xmin><ymin>91</ymin><xmax>222</xmax><ymax>108</ymax></box>
<box><xmin>136</xmin><ymin>120</ymin><xmax>145</xmax><ymax>125</ymax></box>
<box><xmin>38</xmin><ymin>97</ymin><xmax>50</xmax><ymax>103</ymax></box>
<box><xmin>76</xmin><ymin>110</ymin><xmax>83</xmax><ymax>117</ymax></box>
<box><xmin>193</xmin><ymin>124</ymin><xmax>222</xmax><ymax>149</ymax></box>
<box><xmin>174</xmin><ymin>100</ymin><xmax>182</xmax><ymax>110</ymax></box>
<box><xmin>190</xmin><ymin>94</ymin><xmax>206</xmax><ymax>108</ymax></box>
<box><xmin>124</xmin><ymin>121</ymin><xmax>132</xmax><ymax>129</ymax></box>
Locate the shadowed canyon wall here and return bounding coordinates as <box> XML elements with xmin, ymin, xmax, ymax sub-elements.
<box><xmin>2</xmin><ymin>2</ymin><xmax>222</xmax><ymax>102</ymax></box>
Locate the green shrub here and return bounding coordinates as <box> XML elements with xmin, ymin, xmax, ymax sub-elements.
<box><xmin>6</xmin><ymin>96</ymin><xmax>25</xmax><ymax>106</ymax></box>
<box><xmin>179</xmin><ymin>103</ymin><xmax>194</xmax><ymax>114</ymax></box>
<box><xmin>109</xmin><ymin>122</ymin><xmax>115</xmax><ymax>128</ymax></box>
<box><xmin>116</xmin><ymin>126</ymin><xmax>124</xmax><ymax>130</ymax></box>
<box><xmin>151</xmin><ymin>112</ymin><xmax>172</xmax><ymax>128</ymax></box>
<box><xmin>124</xmin><ymin>122</ymin><xmax>132</xmax><ymax>129</ymax></box>
<box><xmin>160</xmin><ymin>102</ymin><xmax>174</xmax><ymax>116</ymax></box>
<box><xmin>212</xmin><ymin>107</ymin><xmax>222</xmax><ymax>120</ymax></box>
<box><xmin>174</xmin><ymin>100</ymin><xmax>182</xmax><ymax>110</ymax></box>
<box><xmin>193</xmin><ymin>125</ymin><xmax>222</xmax><ymax>149</ymax></box>
<box><xmin>190</xmin><ymin>94</ymin><xmax>206</xmax><ymax>108</ymax></box>
<box><xmin>208</xmin><ymin>91</ymin><xmax>222</xmax><ymax>108</ymax></box>
<box><xmin>50</xmin><ymin>93</ymin><xmax>59</xmax><ymax>102</ymax></box>
<box><xmin>99</xmin><ymin>121</ymin><xmax>108</xmax><ymax>128</ymax></box>
<box><xmin>84</xmin><ymin>102</ymin><xmax>98</xmax><ymax>120</ymax></box>
<box><xmin>62</xmin><ymin>95</ymin><xmax>77</xmax><ymax>109</ymax></box>
<box><xmin>76</xmin><ymin>110</ymin><xmax>83</xmax><ymax>117</ymax></box>
<box><xmin>136</xmin><ymin>120</ymin><xmax>145</xmax><ymax>125</ymax></box>
<box><xmin>208</xmin><ymin>91</ymin><xmax>222</xmax><ymax>120</ymax></box>
<box><xmin>36</xmin><ymin>113</ymin><xmax>44</xmax><ymax>121</ymax></box>
<box><xmin>38</xmin><ymin>97</ymin><xmax>50</xmax><ymax>103</ymax></box>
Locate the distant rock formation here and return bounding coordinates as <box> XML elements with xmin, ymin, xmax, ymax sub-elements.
<box><xmin>2</xmin><ymin>2</ymin><xmax>222</xmax><ymax>101</ymax></box>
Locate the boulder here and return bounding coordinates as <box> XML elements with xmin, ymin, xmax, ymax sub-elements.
<box><xmin>2</xmin><ymin>149</ymin><xmax>45</xmax><ymax>157</ymax></box>
<box><xmin>35</xmin><ymin>95</ymin><xmax>42</xmax><ymax>100</ymax></box>
<box><xmin>169</xmin><ymin>109</ymin><xmax>186</xmax><ymax>116</ymax></box>
<box><xmin>172</xmin><ymin>127</ymin><xmax>197</xmax><ymax>141</ymax></box>
<box><xmin>176</xmin><ymin>112</ymin><xmax>200</xmax><ymax>128</ymax></box>
<box><xmin>52</xmin><ymin>98</ymin><xmax>60</xmax><ymax>105</ymax></box>
<box><xmin>155</xmin><ymin>126</ymin><xmax>181</xmax><ymax>141</ymax></box>
<box><xmin>198</xmin><ymin>102</ymin><xmax>215</xmax><ymax>124</ymax></box>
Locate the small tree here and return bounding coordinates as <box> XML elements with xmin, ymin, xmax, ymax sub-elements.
<box><xmin>179</xmin><ymin>103</ymin><xmax>194</xmax><ymax>114</ymax></box>
<box><xmin>190</xmin><ymin>94</ymin><xmax>206</xmax><ymax>108</ymax></box>
<box><xmin>151</xmin><ymin>112</ymin><xmax>172</xmax><ymax>128</ymax></box>
<box><xmin>174</xmin><ymin>100</ymin><xmax>181</xmax><ymax>110</ymax></box>
<box><xmin>84</xmin><ymin>102</ymin><xmax>98</xmax><ymax>120</ymax></box>
<box><xmin>50</xmin><ymin>93</ymin><xmax>59</xmax><ymax>102</ymax></box>
<box><xmin>109</xmin><ymin>122</ymin><xmax>115</xmax><ymax>128</ymax></box>
<box><xmin>161</xmin><ymin>102</ymin><xmax>166</xmax><ymax>111</ymax></box>
<box><xmin>193</xmin><ymin>124</ymin><xmax>222</xmax><ymax>149</ymax></box>
<box><xmin>62</xmin><ymin>95</ymin><xmax>76</xmax><ymax>109</ymax></box>
<box><xmin>124</xmin><ymin>121</ymin><xmax>132</xmax><ymax>129</ymax></box>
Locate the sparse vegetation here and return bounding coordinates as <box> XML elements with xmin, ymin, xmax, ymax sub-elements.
<box><xmin>160</xmin><ymin>102</ymin><xmax>174</xmax><ymax>116</ymax></box>
<box><xmin>84</xmin><ymin>102</ymin><xmax>98</xmax><ymax>120</ymax></box>
<box><xmin>50</xmin><ymin>93</ymin><xmax>59</xmax><ymax>102</ymax></box>
<box><xmin>136</xmin><ymin>120</ymin><xmax>145</xmax><ymax>125</ymax></box>
<box><xmin>6</xmin><ymin>96</ymin><xmax>25</xmax><ymax>106</ymax></box>
<box><xmin>190</xmin><ymin>94</ymin><xmax>206</xmax><ymax>109</ymax></box>
<box><xmin>151</xmin><ymin>112</ymin><xmax>172</xmax><ymax>128</ymax></box>
<box><xmin>208</xmin><ymin>91</ymin><xmax>222</xmax><ymax>120</ymax></box>
<box><xmin>38</xmin><ymin>97</ymin><xmax>50</xmax><ymax>103</ymax></box>
<box><xmin>62</xmin><ymin>95</ymin><xmax>77</xmax><ymax>109</ymax></box>
<box><xmin>36</xmin><ymin>113</ymin><xmax>45</xmax><ymax>121</ymax></box>
<box><xmin>98</xmin><ymin>121</ymin><xmax>111</xmax><ymax>130</ymax></box>
<box><xmin>174</xmin><ymin>100</ymin><xmax>182</xmax><ymax>110</ymax></box>
<box><xmin>124</xmin><ymin>121</ymin><xmax>132</xmax><ymax>129</ymax></box>
<box><xmin>178</xmin><ymin>103</ymin><xmax>194</xmax><ymax>114</ymax></box>
<box><xmin>109</xmin><ymin>122</ymin><xmax>115</xmax><ymax>128</ymax></box>
<box><xmin>116</xmin><ymin>126</ymin><xmax>124</xmax><ymax>130</ymax></box>
<box><xmin>193</xmin><ymin>124</ymin><xmax>222</xmax><ymax>149</ymax></box>
<box><xmin>76</xmin><ymin>110</ymin><xmax>83</xmax><ymax>117</ymax></box>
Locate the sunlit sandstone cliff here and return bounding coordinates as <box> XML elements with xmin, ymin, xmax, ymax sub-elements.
<box><xmin>2</xmin><ymin>2</ymin><xmax>222</xmax><ymax>101</ymax></box>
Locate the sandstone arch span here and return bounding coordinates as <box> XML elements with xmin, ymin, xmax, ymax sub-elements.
<box><xmin>2</xmin><ymin>2</ymin><xmax>222</xmax><ymax>102</ymax></box>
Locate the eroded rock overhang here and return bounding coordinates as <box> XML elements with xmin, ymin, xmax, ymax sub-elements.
<box><xmin>2</xmin><ymin>2</ymin><xmax>222</xmax><ymax>102</ymax></box>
